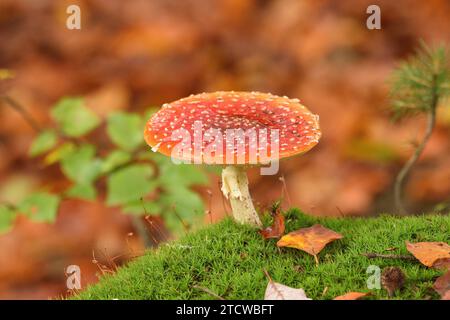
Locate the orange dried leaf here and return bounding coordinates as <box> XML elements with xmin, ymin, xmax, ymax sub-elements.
<box><xmin>333</xmin><ymin>292</ymin><xmax>368</xmax><ymax>300</ymax></box>
<box><xmin>259</xmin><ymin>211</ymin><xmax>285</xmax><ymax>239</ymax></box>
<box><xmin>405</xmin><ymin>241</ymin><xmax>450</xmax><ymax>269</ymax></box>
<box><xmin>277</xmin><ymin>224</ymin><xmax>343</xmax><ymax>256</ymax></box>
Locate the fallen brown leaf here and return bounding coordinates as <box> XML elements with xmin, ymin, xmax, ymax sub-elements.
<box><xmin>433</xmin><ymin>270</ymin><xmax>450</xmax><ymax>300</ymax></box>
<box><xmin>381</xmin><ymin>267</ymin><xmax>405</xmax><ymax>297</ymax></box>
<box><xmin>259</xmin><ymin>211</ymin><xmax>285</xmax><ymax>239</ymax></box>
<box><xmin>277</xmin><ymin>224</ymin><xmax>343</xmax><ymax>256</ymax></box>
<box><xmin>405</xmin><ymin>241</ymin><xmax>450</xmax><ymax>269</ymax></box>
<box><xmin>264</xmin><ymin>281</ymin><xmax>311</xmax><ymax>300</ymax></box>
<box><xmin>333</xmin><ymin>292</ymin><xmax>368</xmax><ymax>300</ymax></box>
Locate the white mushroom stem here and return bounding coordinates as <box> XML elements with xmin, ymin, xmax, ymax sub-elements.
<box><xmin>221</xmin><ymin>166</ymin><xmax>262</xmax><ymax>227</ymax></box>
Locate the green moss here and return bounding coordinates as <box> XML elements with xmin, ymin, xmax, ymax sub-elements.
<box><xmin>76</xmin><ymin>210</ymin><xmax>449</xmax><ymax>300</ymax></box>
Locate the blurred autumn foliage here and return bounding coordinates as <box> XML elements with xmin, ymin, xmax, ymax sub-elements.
<box><xmin>0</xmin><ymin>0</ymin><xmax>449</xmax><ymax>299</ymax></box>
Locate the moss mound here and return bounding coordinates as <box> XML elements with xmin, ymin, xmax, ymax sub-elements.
<box><xmin>76</xmin><ymin>210</ymin><xmax>449</xmax><ymax>300</ymax></box>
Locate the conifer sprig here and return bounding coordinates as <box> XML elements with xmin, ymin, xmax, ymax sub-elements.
<box><xmin>391</xmin><ymin>42</ymin><xmax>450</xmax><ymax>214</ymax></box>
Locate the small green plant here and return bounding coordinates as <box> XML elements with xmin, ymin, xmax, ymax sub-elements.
<box><xmin>390</xmin><ymin>42</ymin><xmax>450</xmax><ymax>214</ymax></box>
<box><xmin>0</xmin><ymin>97</ymin><xmax>211</xmax><ymax>239</ymax></box>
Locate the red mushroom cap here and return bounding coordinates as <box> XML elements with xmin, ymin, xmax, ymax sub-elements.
<box><xmin>144</xmin><ymin>91</ymin><xmax>321</xmax><ymax>164</ymax></box>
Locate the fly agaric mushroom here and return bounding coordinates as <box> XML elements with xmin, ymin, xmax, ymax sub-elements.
<box><xmin>144</xmin><ymin>91</ymin><xmax>321</xmax><ymax>227</ymax></box>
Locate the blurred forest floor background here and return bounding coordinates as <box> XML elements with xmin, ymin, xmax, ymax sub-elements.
<box><xmin>0</xmin><ymin>0</ymin><xmax>449</xmax><ymax>299</ymax></box>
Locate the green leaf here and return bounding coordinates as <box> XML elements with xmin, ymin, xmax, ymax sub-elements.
<box><xmin>0</xmin><ymin>205</ymin><xmax>16</xmax><ymax>233</ymax></box>
<box><xmin>159</xmin><ymin>164</ymin><xmax>209</xmax><ymax>190</ymax></box>
<box><xmin>51</xmin><ymin>97</ymin><xmax>100</xmax><ymax>137</ymax></box>
<box><xmin>106</xmin><ymin>164</ymin><xmax>157</xmax><ymax>206</ymax></box>
<box><xmin>29</xmin><ymin>130</ymin><xmax>58</xmax><ymax>157</ymax></box>
<box><xmin>107</xmin><ymin>112</ymin><xmax>144</xmax><ymax>151</ymax></box>
<box><xmin>122</xmin><ymin>200</ymin><xmax>162</xmax><ymax>215</ymax></box>
<box><xmin>19</xmin><ymin>192</ymin><xmax>60</xmax><ymax>223</ymax></box>
<box><xmin>60</xmin><ymin>144</ymin><xmax>102</xmax><ymax>185</ymax></box>
<box><xmin>155</xmin><ymin>154</ymin><xmax>209</xmax><ymax>190</ymax></box>
<box><xmin>128</xmin><ymin>152</ymin><xmax>208</xmax><ymax>228</ymax></box>
<box><xmin>44</xmin><ymin>142</ymin><xmax>76</xmax><ymax>165</ymax></box>
<box><xmin>159</xmin><ymin>187</ymin><xmax>204</xmax><ymax>232</ymax></box>
<box><xmin>66</xmin><ymin>183</ymin><xmax>97</xmax><ymax>200</ymax></box>
<box><xmin>100</xmin><ymin>150</ymin><xmax>131</xmax><ymax>174</ymax></box>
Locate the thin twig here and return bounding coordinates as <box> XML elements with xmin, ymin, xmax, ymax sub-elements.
<box><xmin>1</xmin><ymin>95</ymin><xmax>42</xmax><ymax>132</ymax></box>
<box><xmin>131</xmin><ymin>214</ymin><xmax>153</xmax><ymax>248</ymax></box>
<box><xmin>362</xmin><ymin>252</ymin><xmax>415</xmax><ymax>260</ymax></box>
<box><xmin>143</xmin><ymin>217</ymin><xmax>160</xmax><ymax>244</ymax></box>
<box><xmin>313</xmin><ymin>254</ymin><xmax>319</xmax><ymax>266</ymax></box>
<box><xmin>170</xmin><ymin>204</ymin><xmax>190</xmax><ymax>234</ymax></box>
<box><xmin>206</xmin><ymin>189</ymin><xmax>213</xmax><ymax>224</ymax></box>
<box><xmin>336</xmin><ymin>206</ymin><xmax>345</xmax><ymax>217</ymax></box>
<box><xmin>91</xmin><ymin>250</ymin><xmax>115</xmax><ymax>275</ymax></box>
<box><xmin>279</xmin><ymin>175</ymin><xmax>292</xmax><ymax>208</ymax></box>
<box><xmin>263</xmin><ymin>269</ymin><xmax>273</xmax><ymax>282</ymax></box>
<box><xmin>192</xmin><ymin>285</ymin><xmax>225</xmax><ymax>300</ymax></box>
<box><xmin>98</xmin><ymin>248</ymin><xmax>119</xmax><ymax>272</ymax></box>
<box><xmin>263</xmin><ymin>269</ymin><xmax>285</xmax><ymax>300</ymax></box>
<box><xmin>144</xmin><ymin>215</ymin><xmax>165</xmax><ymax>244</ymax></box>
